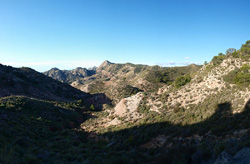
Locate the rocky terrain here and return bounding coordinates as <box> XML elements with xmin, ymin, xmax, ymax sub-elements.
<box><xmin>1</xmin><ymin>40</ymin><xmax>250</xmax><ymax>163</ymax></box>
<box><xmin>44</xmin><ymin>67</ymin><xmax>96</xmax><ymax>84</ymax></box>
<box><xmin>45</xmin><ymin>60</ymin><xmax>201</xmax><ymax>104</ymax></box>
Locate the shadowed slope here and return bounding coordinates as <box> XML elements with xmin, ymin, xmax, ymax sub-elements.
<box><xmin>99</xmin><ymin>101</ymin><xmax>250</xmax><ymax>163</ymax></box>
<box><xmin>0</xmin><ymin>64</ymin><xmax>89</xmax><ymax>101</ymax></box>
<box><xmin>1</xmin><ymin>97</ymin><xmax>250</xmax><ymax>163</ymax></box>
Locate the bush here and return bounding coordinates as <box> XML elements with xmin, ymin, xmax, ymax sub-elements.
<box><xmin>174</xmin><ymin>74</ymin><xmax>191</xmax><ymax>88</ymax></box>
<box><xmin>90</xmin><ymin>104</ymin><xmax>95</xmax><ymax>110</ymax></box>
<box><xmin>232</xmin><ymin>51</ymin><xmax>240</xmax><ymax>58</ymax></box>
<box><xmin>117</xmin><ymin>85</ymin><xmax>141</xmax><ymax>98</ymax></box>
<box><xmin>240</xmin><ymin>40</ymin><xmax>250</xmax><ymax>56</ymax></box>
<box><xmin>224</xmin><ymin>64</ymin><xmax>250</xmax><ymax>86</ymax></box>
<box><xmin>235</xmin><ymin>65</ymin><xmax>250</xmax><ymax>83</ymax></box>
<box><xmin>211</xmin><ymin>55</ymin><xmax>226</xmax><ymax>66</ymax></box>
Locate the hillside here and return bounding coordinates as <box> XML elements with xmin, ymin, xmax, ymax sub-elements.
<box><xmin>80</xmin><ymin>40</ymin><xmax>250</xmax><ymax>163</ymax></box>
<box><xmin>44</xmin><ymin>67</ymin><xmax>96</xmax><ymax>84</ymax></box>
<box><xmin>45</xmin><ymin>60</ymin><xmax>202</xmax><ymax>104</ymax></box>
<box><xmin>0</xmin><ymin>64</ymin><xmax>90</xmax><ymax>101</ymax></box>
<box><xmin>2</xmin><ymin>40</ymin><xmax>250</xmax><ymax>163</ymax></box>
<box><xmin>0</xmin><ymin>96</ymin><xmax>95</xmax><ymax>163</ymax></box>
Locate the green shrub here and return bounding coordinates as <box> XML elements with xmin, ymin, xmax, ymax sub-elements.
<box><xmin>174</xmin><ymin>74</ymin><xmax>191</xmax><ymax>88</ymax></box>
<box><xmin>229</xmin><ymin>40</ymin><xmax>250</xmax><ymax>58</ymax></box>
<box><xmin>90</xmin><ymin>104</ymin><xmax>95</xmax><ymax>110</ymax></box>
<box><xmin>240</xmin><ymin>40</ymin><xmax>250</xmax><ymax>56</ymax></box>
<box><xmin>232</xmin><ymin>51</ymin><xmax>240</xmax><ymax>58</ymax></box>
<box><xmin>224</xmin><ymin>64</ymin><xmax>250</xmax><ymax>86</ymax></box>
<box><xmin>211</xmin><ymin>55</ymin><xmax>226</xmax><ymax>66</ymax></box>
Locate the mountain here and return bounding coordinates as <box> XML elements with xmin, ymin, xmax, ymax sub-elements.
<box><xmin>79</xmin><ymin>40</ymin><xmax>250</xmax><ymax>162</ymax></box>
<box><xmin>2</xmin><ymin>40</ymin><xmax>250</xmax><ymax>163</ymax></box>
<box><xmin>77</xmin><ymin>62</ymin><xmax>202</xmax><ymax>104</ymax></box>
<box><xmin>78</xmin><ymin>40</ymin><xmax>250</xmax><ymax>163</ymax></box>
<box><xmin>0</xmin><ymin>64</ymin><xmax>89</xmax><ymax>101</ymax></box>
<box><xmin>97</xmin><ymin>60</ymin><xmax>113</xmax><ymax>70</ymax></box>
<box><xmin>44</xmin><ymin>60</ymin><xmax>202</xmax><ymax>103</ymax></box>
<box><xmin>44</xmin><ymin>67</ymin><xmax>96</xmax><ymax>84</ymax></box>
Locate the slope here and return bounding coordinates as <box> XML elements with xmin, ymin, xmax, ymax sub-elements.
<box><xmin>0</xmin><ymin>64</ymin><xmax>89</xmax><ymax>101</ymax></box>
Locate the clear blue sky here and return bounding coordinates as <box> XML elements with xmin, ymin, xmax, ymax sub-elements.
<box><xmin>0</xmin><ymin>0</ymin><xmax>250</xmax><ymax>72</ymax></box>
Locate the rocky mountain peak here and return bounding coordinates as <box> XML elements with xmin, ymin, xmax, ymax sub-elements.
<box><xmin>74</xmin><ymin>67</ymin><xmax>87</xmax><ymax>72</ymax></box>
<box><xmin>98</xmin><ymin>60</ymin><xmax>113</xmax><ymax>69</ymax></box>
<box><xmin>75</xmin><ymin>67</ymin><xmax>84</xmax><ymax>70</ymax></box>
<box><xmin>50</xmin><ymin>67</ymin><xmax>59</xmax><ymax>71</ymax></box>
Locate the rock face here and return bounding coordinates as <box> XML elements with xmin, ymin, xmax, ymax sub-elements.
<box><xmin>113</xmin><ymin>92</ymin><xmax>143</xmax><ymax>120</ymax></box>
<box><xmin>114</xmin><ymin>99</ymin><xmax>127</xmax><ymax>116</ymax></box>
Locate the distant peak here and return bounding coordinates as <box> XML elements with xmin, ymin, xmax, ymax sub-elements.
<box><xmin>51</xmin><ymin>67</ymin><xmax>59</xmax><ymax>71</ymax></box>
<box><xmin>98</xmin><ymin>60</ymin><xmax>113</xmax><ymax>68</ymax></box>
<box><xmin>75</xmin><ymin>67</ymin><xmax>85</xmax><ymax>70</ymax></box>
<box><xmin>103</xmin><ymin>60</ymin><xmax>112</xmax><ymax>65</ymax></box>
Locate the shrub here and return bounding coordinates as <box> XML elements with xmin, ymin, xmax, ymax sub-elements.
<box><xmin>174</xmin><ymin>74</ymin><xmax>191</xmax><ymax>88</ymax></box>
<box><xmin>232</xmin><ymin>51</ymin><xmax>240</xmax><ymax>58</ymax></box>
<box><xmin>240</xmin><ymin>40</ymin><xmax>250</xmax><ymax>56</ymax></box>
<box><xmin>90</xmin><ymin>104</ymin><xmax>95</xmax><ymax>110</ymax></box>
<box><xmin>224</xmin><ymin>64</ymin><xmax>250</xmax><ymax>86</ymax></box>
<box><xmin>211</xmin><ymin>55</ymin><xmax>226</xmax><ymax>66</ymax></box>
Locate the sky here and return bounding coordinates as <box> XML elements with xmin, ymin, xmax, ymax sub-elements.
<box><xmin>0</xmin><ymin>0</ymin><xmax>250</xmax><ymax>72</ymax></box>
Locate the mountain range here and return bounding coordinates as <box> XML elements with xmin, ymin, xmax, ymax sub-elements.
<box><xmin>1</xmin><ymin>40</ymin><xmax>250</xmax><ymax>163</ymax></box>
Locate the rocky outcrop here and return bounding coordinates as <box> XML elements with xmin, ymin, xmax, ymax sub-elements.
<box><xmin>97</xmin><ymin>60</ymin><xmax>113</xmax><ymax>70</ymax></box>
<box><xmin>113</xmin><ymin>92</ymin><xmax>143</xmax><ymax>120</ymax></box>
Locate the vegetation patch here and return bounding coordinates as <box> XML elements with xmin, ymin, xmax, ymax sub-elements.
<box><xmin>231</xmin><ymin>40</ymin><xmax>250</xmax><ymax>59</ymax></box>
<box><xmin>211</xmin><ymin>54</ymin><xmax>226</xmax><ymax>66</ymax></box>
<box><xmin>224</xmin><ymin>64</ymin><xmax>250</xmax><ymax>86</ymax></box>
<box><xmin>174</xmin><ymin>74</ymin><xmax>191</xmax><ymax>88</ymax></box>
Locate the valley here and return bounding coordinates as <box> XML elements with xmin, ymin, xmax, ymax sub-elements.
<box><xmin>1</xmin><ymin>40</ymin><xmax>250</xmax><ymax>163</ymax></box>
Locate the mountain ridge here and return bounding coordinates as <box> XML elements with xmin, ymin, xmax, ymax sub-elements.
<box><xmin>1</xmin><ymin>40</ymin><xmax>250</xmax><ymax>163</ymax></box>
<box><xmin>44</xmin><ymin>61</ymin><xmax>202</xmax><ymax>105</ymax></box>
<box><xmin>0</xmin><ymin>64</ymin><xmax>90</xmax><ymax>101</ymax></box>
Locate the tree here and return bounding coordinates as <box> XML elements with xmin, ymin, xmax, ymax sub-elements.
<box><xmin>212</xmin><ymin>56</ymin><xmax>226</xmax><ymax>66</ymax></box>
<box><xmin>232</xmin><ymin>51</ymin><xmax>239</xmax><ymax>58</ymax></box>
<box><xmin>242</xmin><ymin>40</ymin><xmax>250</xmax><ymax>47</ymax></box>
<box><xmin>204</xmin><ymin>61</ymin><xmax>208</xmax><ymax>65</ymax></box>
<box><xmin>240</xmin><ymin>40</ymin><xmax>250</xmax><ymax>55</ymax></box>
<box><xmin>218</xmin><ymin>53</ymin><xmax>224</xmax><ymax>56</ymax></box>
<box><xmin>226</xmin><ymin>48</ymin><xmax>236</xmax><ymax>56</ymax></box>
